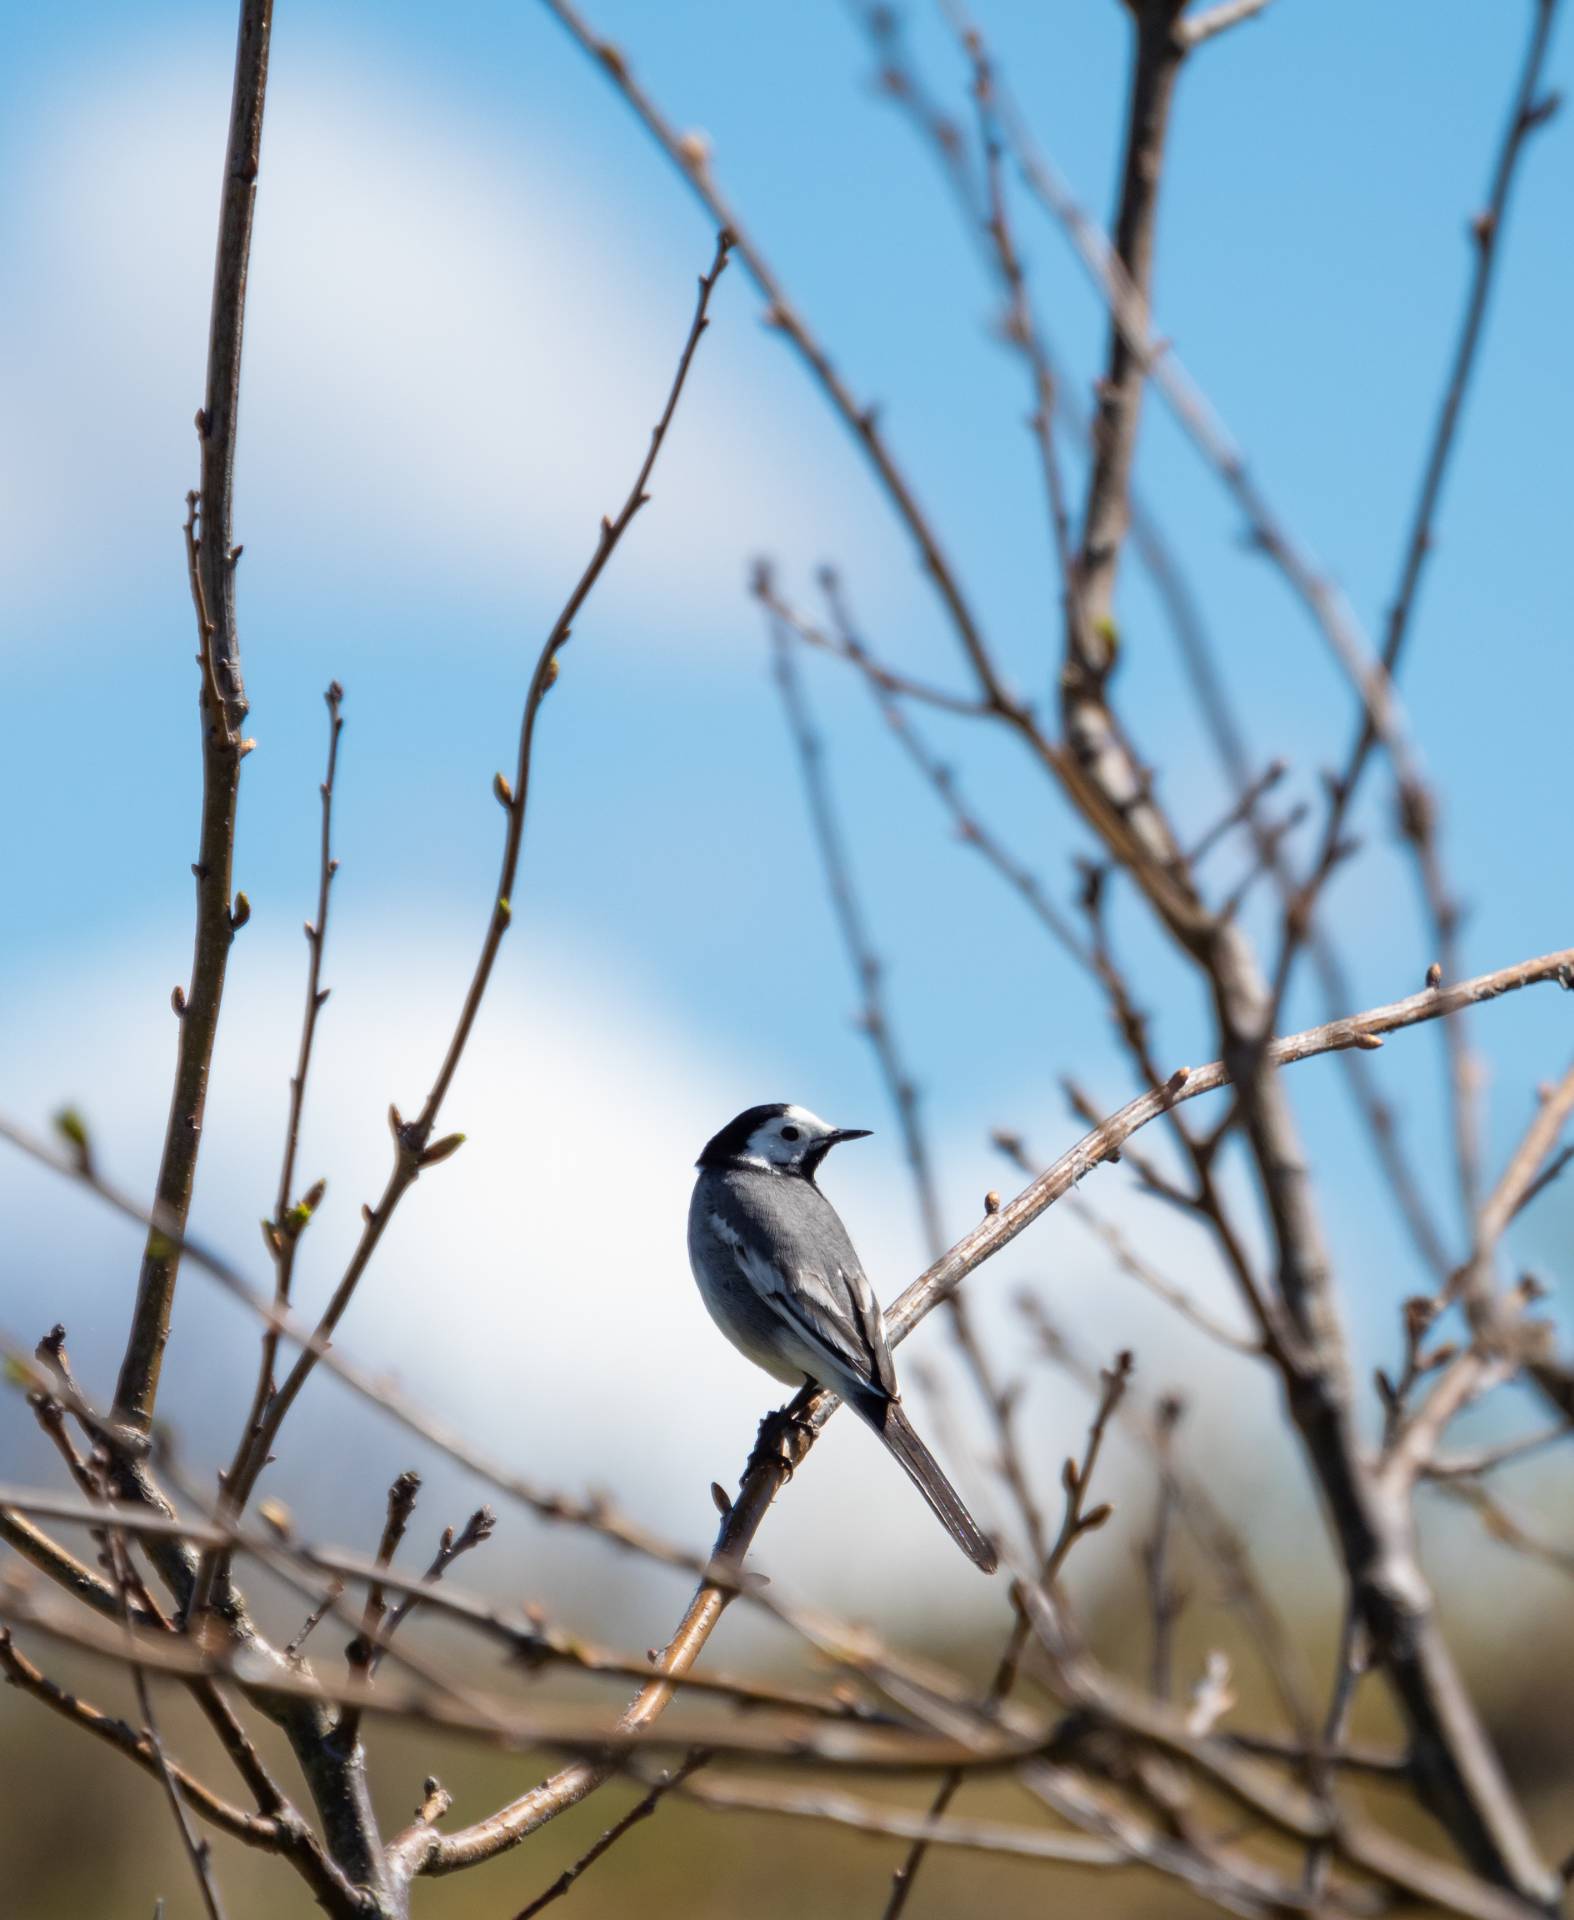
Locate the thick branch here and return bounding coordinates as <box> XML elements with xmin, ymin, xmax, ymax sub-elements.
<box><xmin>114</xmin><ymin>0</ymin><xmax>273</xmax><ymax>1434</ymax></box>
<box><xmin>1076</xmin><ymin>0</ymin><xmax>1187</xmax><ymax>653</ymax></box>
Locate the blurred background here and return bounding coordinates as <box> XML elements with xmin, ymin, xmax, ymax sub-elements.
<box><xmin>1</xmin><ymin>0</ymin><xmax>1571</xmax><ymax>1912</ymax></box>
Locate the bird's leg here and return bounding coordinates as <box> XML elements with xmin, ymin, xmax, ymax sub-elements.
<box><xmin>749</xmin><ymin>1406</ymin><xmax>798</xmax><ymax>1480</ymax></box>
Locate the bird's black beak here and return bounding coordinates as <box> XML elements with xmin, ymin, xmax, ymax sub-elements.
<box><xmin>828</xmin><ymin>1127</ymin><xmax>873</xmax><ymax>1146</ymax></box>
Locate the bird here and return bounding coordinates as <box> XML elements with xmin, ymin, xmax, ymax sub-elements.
<box><xmin>688</xmin><ymin>1102</ymin><xmax>997</xmax><ymax>1573</ymax></box>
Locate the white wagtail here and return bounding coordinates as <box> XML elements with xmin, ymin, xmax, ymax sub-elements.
<box><xmin>688</xmin><ymin>1103</ymin><xmax>997</xmax><ymax>1573</ymax></box>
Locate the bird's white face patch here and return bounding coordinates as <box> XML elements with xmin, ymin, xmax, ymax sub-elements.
<box><xmin>741</xmin><ymin>1104</ymin><xmax>838</xmax><ymax>1171</ymax></box>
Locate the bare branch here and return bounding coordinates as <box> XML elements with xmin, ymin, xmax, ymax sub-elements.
<box><xmin>7</xmin><ymin>945</ymin><xmax>1572</xmax><ymax>1902</ymax></box>
<box><xmin>862</xmin><ymin>1</ymin><xmax>1453</xmax><ymax>1292</ymax></box>
<box><xmin>0</xmin><ymin>1505</ymin><xmax>159</xmax><ymax>1628</ymax></box>
<box><xmin>1512</xmin><ymin>1143</ymin><xmax>1574</xmax><ymax>1224</ymax></box>
<box><xmin>0</xmin><ymin>1580</ymin><xmax>1038</xmax><ymax>1775</ymax></box>
<box><xmin>1014</xmin><ymin>1295</ymin><xmax>1314</xmax><ymax>1735</ymax></box>
<box><xmin>1475</xmin><ymin>1064</ymin><xmax>1574</xmax><ymax>1269</ymax></box>
<box><xmin>751</xmin><ymin>569</ymin><xmax>990</xmax><ymax>717</ymax></box>
<box><xmin>0</xmin><ymin>1483</ymin><xmax>910</xmax><ymax>1728</ymax></box>
<box><xmin>1438</xmin><ymin>1481</ymin><xmax>1574</xmax><ymax>1581</ymax></box>
<box><xmin>1069</xmin><ymin>0</ymin><xmax>1187</xmax><ymax>661</ymax></box>
<box><xmin>943</xmin><ymin>0</ymin><xmax>1413</xmax><ymax>779</ymax></box>
<box><xmin>0</xmin><ymin>1628</ymin><xmax>277</xmax><ymax>1849</ymax></box>
<box><xmin>687</xmin><ymin>1769</ymin><xmax>1124</xmax><ymax>1867</ymax></box>
<box><xmin>1274</xmin><ymin>0</ymin><xmax>1563</xmax><ymax>1238</ymax></box>
<box><xmin>115</xmin><ymin>0</ymin><xmax>273</xmax><ymax>1433</ymax></box>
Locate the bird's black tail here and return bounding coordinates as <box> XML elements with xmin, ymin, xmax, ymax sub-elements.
<box><xmin>863</xmin><ymin>1399</ymin><xmax>997</xmax><ymax>1573</ymax></box>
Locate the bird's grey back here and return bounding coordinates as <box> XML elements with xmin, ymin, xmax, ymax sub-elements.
<box><xmin>689</xmin><ymin>1165</ymin><xmax>896</xmax><ymax>1401</ymax></box>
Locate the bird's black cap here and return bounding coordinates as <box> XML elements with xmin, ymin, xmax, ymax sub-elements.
<box><xmin>697</xmin><ymin>1104</ymin><xmax>872</xmax><ymax>1172</ymax></box>
<box><xmin>697</xmin><ymin>1103</ymin><xmax>794</xmax><ymax>1169</ymax></box>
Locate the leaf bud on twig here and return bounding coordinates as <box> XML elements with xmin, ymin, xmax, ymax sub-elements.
<box><xmin>421</xmin><ymin>1133</ymin><xmax>466</xmax><ymax>1168</ymax></box>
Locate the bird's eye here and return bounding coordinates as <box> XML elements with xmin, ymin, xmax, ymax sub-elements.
<box><xmin>780</xmin><ymin>1125</ymin><xmax>801</xmax><ymax>1142</ymax></box>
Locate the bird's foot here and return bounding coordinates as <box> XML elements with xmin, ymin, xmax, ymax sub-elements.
<box><xmin>749</xmin><ymin>1399</ymin><xmax>817</xmax><ymax>1482</ymax></box>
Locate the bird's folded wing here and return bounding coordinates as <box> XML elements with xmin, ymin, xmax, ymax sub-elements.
<box><xmin>709</xmin><ymin>1212</ymin><xmax>893</xmax><ymax>1401</ymax></box>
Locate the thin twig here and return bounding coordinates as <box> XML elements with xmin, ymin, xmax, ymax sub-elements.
<box><xmin>513</xmin><ymin>1753</ymin><xmax>710</xmax><ymax>1919</ymax></box>
<box><xmin>1438</xmin><ymin>1480</ymin><xmax>1574</xmax><ymax>1580</ymax></box>
<box><xmin>770</xmin><ymin>609</ymin><xmax>1044</xmax><ymax>1558</ymax></box>
<box><xmin>1066</xmin><ymin>1190</ymin><xmax>1261</xmax><ymax>1358</ymax></box>
<box><xmin>101</xmin><ymin>1462</ymin><xmax>231</xmax><ymax>1920</ymax></box>
<box><xmin>1274</xmin><ymin>0</ymin><xmax>1563</xmax><ymax>1239</ymax></box>
<box><xmin>1426</xmin><ymin>1423</ymin><xmax>1574</xmax><ymax>1482</ymax></box>
<box><xmin>0</xmin><ymin>1629</ymin><xmax>275</xmax><ymax>1847</ymax></box>
<box><xmin>688</xmin><ymin>1768</ymin><xmax>1124</xmax><ymax>1868</ymax></box>
<box><xmin>1303</xmin><ymin>1605</ymin><xmax>1368</xmax><ymax>1897</ymax></box>
<box><xmin>366</xmin><ymin>1507</ymin><xmax>496</xmax><ymax>1678</ymax></box>
<box><xmin>1284</xmin><ymin>0</ymin><xmax>1563</xmax><ymax>981</ymax></box>
<box><xmin>225</xmin><ymin>682</ymin><xmax>343</xmax><ymax>1504</ymax></box>
<box><xmin>539</xmin><ymin>0</ymin><xmax>1012</xmax><ymax>712</ymax></box>
<box><xmin>337</xmin><ymin>1469</ymin><xmax>422</xmax><ymax>1751</ymax></box>
<box><xmin>770</xmin><ymin>624</ymin><xmax>946</xmax><ymax>1260</ymax></box>
<box><xmin>806</xmin><ymin>568</ymin><xmax>1089</xmax><ymax>966</ymax></box>
<box><xmin>751</xmin><ymin>573</ymin><xmax>990</xmax><ymax>718</ymax></box>
<box><xmin>882</xmin><ymin>1354</ymin><xmax>1130</xmax><ymax>1920</ymax></box>
<box><xmin>0</xmin><ymin>1582</ymin><xmax>1037</xmax><ymax>1773</ymax></box>
<box><xmin>1143</xmin><ymin>1394</ymin><xmax>1186</xmax><ymax>1701</ymax></box>
<box><xmin>23</xmin><ymin>1337</ymin><xmax>306</xmax><ymax>1832</ymax></box>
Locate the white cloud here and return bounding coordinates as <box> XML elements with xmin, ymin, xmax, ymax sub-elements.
<box><xmin>0</xmin><ymin>36</ymin><xmax>883</xmax><ymax>641</ymax></box>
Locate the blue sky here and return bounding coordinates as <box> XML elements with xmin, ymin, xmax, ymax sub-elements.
<box><xmin>1</xmin><ymin>2</ymin><xmax>1570</xmax><ymax>1630</ymax></box>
